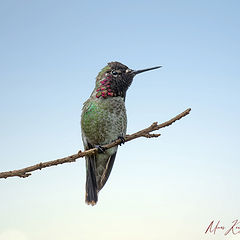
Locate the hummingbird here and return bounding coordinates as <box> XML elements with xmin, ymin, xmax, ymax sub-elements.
<box><xmin>81</xmin><ymin>61</ymin><xmax>161</xmax><ymax>205</ymax></box>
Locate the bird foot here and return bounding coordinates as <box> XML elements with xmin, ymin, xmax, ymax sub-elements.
<box><xmin>117</xmin><ymin>136</ymin><xmax>126</xmax><ymax>146</ymax></box>
<box><xmin>96</xmin><ymin>145</ymin><xmax>106</xmax><ymax>153</ymax></box>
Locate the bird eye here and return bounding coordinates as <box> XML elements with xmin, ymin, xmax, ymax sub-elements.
<box><xmin>111</xmin><ymin>70</ymin><xmax>118</xmax><ymax>76</ymax></box>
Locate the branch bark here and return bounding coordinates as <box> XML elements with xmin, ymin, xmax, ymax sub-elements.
<box><xmin>0</xmin><ymin>108</ymin><xmax>191</xmax><ymax>179</ymax></box>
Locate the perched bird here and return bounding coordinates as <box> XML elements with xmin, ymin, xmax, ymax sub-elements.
<box><xmin>81</xmin><ymin>61</ymin><xmax>161</xmax><ymax>205</ymax></box>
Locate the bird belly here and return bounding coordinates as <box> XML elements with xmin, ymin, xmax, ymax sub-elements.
<box><xmin>81</xmin><ymin>97</ymin><xmax>127</xmax><ymax>147</ymax></box>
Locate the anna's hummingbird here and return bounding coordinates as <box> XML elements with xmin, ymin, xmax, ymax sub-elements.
<box><xmin>81</xmin><ymin>61</ymin><xmax>161</xmax><ymax>205</ymax></box>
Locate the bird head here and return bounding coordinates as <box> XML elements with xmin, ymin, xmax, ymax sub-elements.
<box><xmin>95</xmin><ymin>61</ymin><xmax>161</xmax><ymax>99</ymax></box>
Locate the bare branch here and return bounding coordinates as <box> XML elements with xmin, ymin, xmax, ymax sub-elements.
<box><xmin>142</xmin><ymin>133</ymin><xmax>161</xmax><ymax>138</ymax></box>
<box><xmin>0</xmin><ymin>108</ymin><xmax>191</xmax><ymax>179</ymax></box>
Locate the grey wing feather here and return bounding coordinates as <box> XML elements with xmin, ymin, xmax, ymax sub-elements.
<box><xmin>98</xmin><ymin>151</ymin><xmax>117</xmax><ymax>191</ymax></box>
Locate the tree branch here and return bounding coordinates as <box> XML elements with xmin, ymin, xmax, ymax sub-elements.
<box><xmin>0</xmin><ymin>108</ymin><xmax>191</xmax><ymax>179</ymax></box>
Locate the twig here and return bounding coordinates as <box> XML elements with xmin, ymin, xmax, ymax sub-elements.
<box><xmin>0</xmin><ymin>108</ymin><xmax>191</xmax><ymax>179</ymax></box>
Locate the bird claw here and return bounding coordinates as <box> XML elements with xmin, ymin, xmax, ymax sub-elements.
<box><xmin>117</xmin><ymin>136</ymin><xmax>126</xmax><ymax>146</ymax></box>
<box><xmin>96</xmin><ymin>145</ymin><xmax>106</xmax><ymax>153</ymax></box>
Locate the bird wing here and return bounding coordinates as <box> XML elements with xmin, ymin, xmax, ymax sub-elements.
<box><xmin>97</xmin><ymin>151</ymin><xmax>117</xmax><ymax>191</ymax></box>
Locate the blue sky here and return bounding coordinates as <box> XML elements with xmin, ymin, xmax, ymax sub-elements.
<box><xmin>0</xmin><ymin>0</ymin><xmax>240</xmax><ymax>239</ymax></box>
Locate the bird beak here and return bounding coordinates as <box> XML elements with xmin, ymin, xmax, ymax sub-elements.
<box><xmin>131</xmin><ymin>66</ymin><xmax>162</xmax><ymax>75</ymax></box>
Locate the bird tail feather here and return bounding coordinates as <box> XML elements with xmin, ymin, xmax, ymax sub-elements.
<box><xmin>85</xmin><ymin>155</ymin><xmax>98</xmax><ymax>206</ymax></box>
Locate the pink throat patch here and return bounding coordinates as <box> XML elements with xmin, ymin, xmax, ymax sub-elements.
<box><xmin>96</xmin><ymin>74</ymin><xmax>114</xmax><ymax>98</ymax></box>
